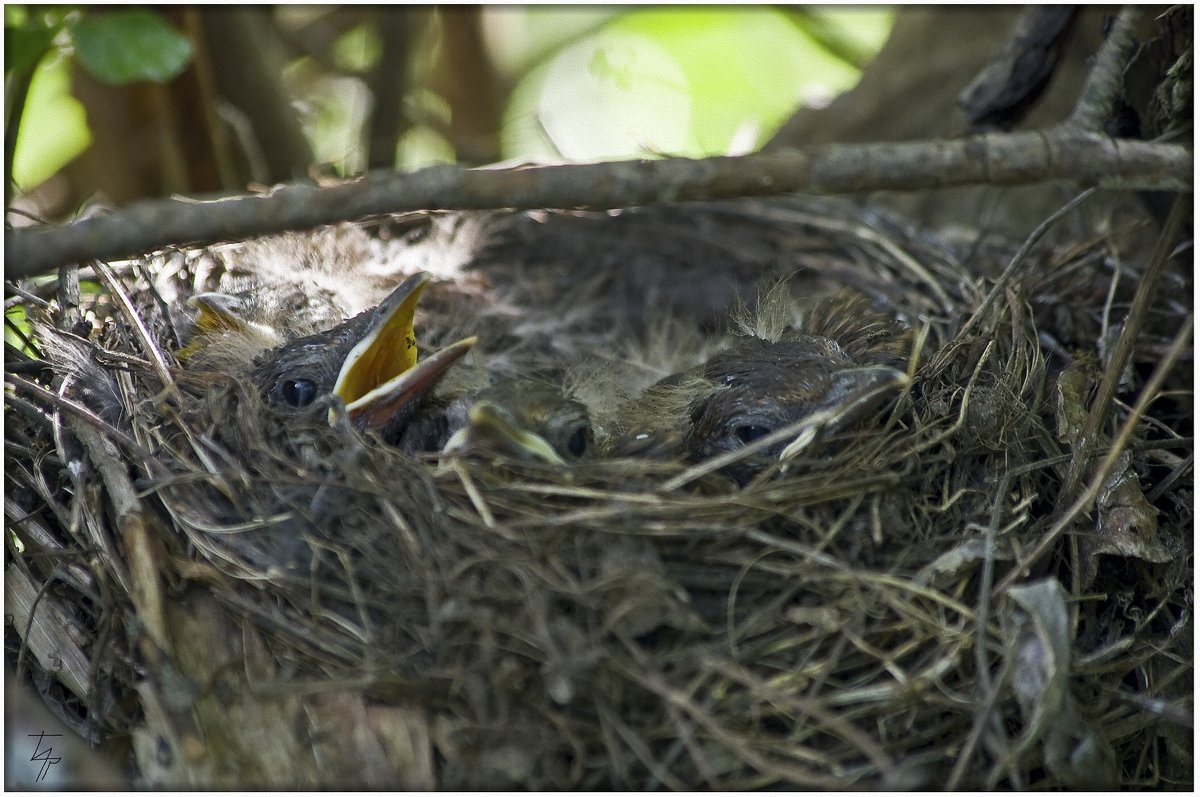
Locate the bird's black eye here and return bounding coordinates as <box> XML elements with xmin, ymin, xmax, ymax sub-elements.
<box><xmin>281</xmin><ymin>378</ymin><xmax>317</xmax><ymax>407</ymax></box>
<box><xmin>565</xmin><ymin>426</ymin><xmax>590</xmax><ymax>458</ymax></box>
<box><xmin>734</xmin><ymin>424</ymin><xmax>772</xmax><ymax>444</ymax></box>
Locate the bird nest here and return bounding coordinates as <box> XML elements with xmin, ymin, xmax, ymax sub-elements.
<box><xmin>5</xmin><ymin>197</ymin><xmax>1192</xmax><ymax>789</ymax></box>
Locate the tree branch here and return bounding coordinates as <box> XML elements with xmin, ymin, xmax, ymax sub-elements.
<box><xmin>4</xmin><ymin>128</ymin><xmax>1191</xmax><ymax>279</ymax></box>
<box><xmin>1069</xmin><ymin>6</ymin><xmax>1142</xmax><ymax>129</ymax></box>
<box><xmin>957</xmin><ymin>5</ymin><xmax>1077</xmax><ymax>129</ymax></box>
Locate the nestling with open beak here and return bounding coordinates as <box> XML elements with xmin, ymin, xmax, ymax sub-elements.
<box><xmin>249</xmin><ymin>272</ymin><xmax>476</xmax><ymax>444</ymax></box>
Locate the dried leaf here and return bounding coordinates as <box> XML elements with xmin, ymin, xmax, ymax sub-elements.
<box><xmin>1079</xmin><ymin>449</ymin><xmax>1169</xmax><ymax>588</ymax></box>
<box><xmin>1053</xmin><ymin>365</ymin><xmax>1088</xmax><ymax>444</ymax></box>
<box><xmin>1006</xmin><ymin>579</ymin><xmax>1116</xmax><ymax>789</ymax></box>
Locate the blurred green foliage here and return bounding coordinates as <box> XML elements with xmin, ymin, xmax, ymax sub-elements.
<box><xmin>6</xmin><ymin>6</ymin><xmax>193</xmax><ymax>192</ymax></box>
<box><xmin>70</xmin><ymin>10</ymin><xmax>193</xmax><ymax>85</ymax></box>
<box><xmin>5</xmin><ymin>5</ymin><xmax>62</xmax><ymax>76</ymax></box>
<box><xmin>793</xmin><ymin>6</ymin><xmax>895</xmax><ymax>67</ymax></box>
<box><xmin>5</xmin><ymin>304</ymin><xmax>34</xmax><ymax>353</ymax></box>
<box><xmin>7</xmin><ymin>6</ymin><xmax>893</xmax><ymax>199</ymax></box>
<box><xmin>503</xmin><ymin>6</ymin><xmax>877</xmax><ymax>161</ymax></box>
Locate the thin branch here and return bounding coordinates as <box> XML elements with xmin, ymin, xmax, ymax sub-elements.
<box><xmin>5</xmin><ymin>372</ymin><xmax>154</xmax><ymax>464</ymax></box>
<box><xmin>366</xmin><ymin>9</ymin><xmax>416</xmax><ymax>170</ymax></box>
<box><xmin>4</xmin><ymin>129</ymin><xmax>1191</xmax><ymax>279</ymax></box>
<box><xmin>1069</xmin><ymin>6</ymin><xmax>1142</xmax><ymax>130</ymax></box>
<box><xmin>200</xmin><ymin>8</ymin><xmax>315</xmax><ymax>181</ymax></box>
<box><xmin>958</xmin><ymin>5</ymin><xmax>1077</xmax><ymax>129</ymax></box>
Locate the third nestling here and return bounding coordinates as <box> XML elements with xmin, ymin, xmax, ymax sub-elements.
<box><xmin>436</xmin><ymin>378</ymin><xmax>595</xmax><ymax>465</ymax></box>
<box><xmin>615</xmin><ymin>286</ymin><xmax>916</xmax><ymax>481</ymax></box>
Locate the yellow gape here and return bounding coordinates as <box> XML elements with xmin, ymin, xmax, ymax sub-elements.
<box><xmin>333</xmin><ymin>275</ymin><xmax>426</xmax><ymax>407</ymax></box>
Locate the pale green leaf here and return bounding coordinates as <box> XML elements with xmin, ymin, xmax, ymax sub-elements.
<box><xmin>11</xmin><ymin>52</ymin><xmax>91</xmax><ymax>190</ymax></box>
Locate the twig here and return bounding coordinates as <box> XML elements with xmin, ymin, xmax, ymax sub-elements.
<box><xmin>958</xmin><ymin>6</ymin><xmax>1077</xmax><ymax>129</ymax></box>
<box><xmin>1069</xmin><ymin>7</ymin><xmax>1142</xmax><ymax>130</ymax></box>
<box><xmin>91</xmin><ymin>261</ymin><xmax>179</xmax><ymax>400</ymax></box>
<box><xmin>6</xmin><ymin>372</ymin><xmax>154</xmax><ymax>463</ymax></box>
<box><xmin>449</xmin><ymin>458</ymin><xmax>495</xmax><ymax>528</ymax></box>
<box><xmin>5</xmin><ymin>129</ymin><xmax>1191</xmax><ymax>279</ymax></box>
<box><xmin>57</xmin><ymin>262</ymin><xmax>82</xmax><ymax>333</ymax></box>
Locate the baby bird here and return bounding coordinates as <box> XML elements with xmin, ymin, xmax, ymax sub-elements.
<box><xmin>177</xmin><ymin>224</ymin><xmax>606</xmax><ymax>461</ymax></box>
<box><xmin>178</xmin><ymin>225</ymin><xmax>403</xmax><ymax>375</ymax></box>
<box><xmin>249</xmin><ymin>272</ymin><xmax>476</xmax><ymax>444</ymax></box>
<box><xmin>437</xmin><ymin>379</ymin><xmax>594</xmax><ymax>465</ymax></box>
<box><xmin>617</xmin><ymin>289</ymin><xmax>914</xmax><ymax>481</ymax></box>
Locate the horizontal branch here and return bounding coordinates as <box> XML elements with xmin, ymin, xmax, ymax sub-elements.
<box><xmin>5</xmin><ymin>127</ymin><xmax>1191</xmax><ymax>279</ymax></box>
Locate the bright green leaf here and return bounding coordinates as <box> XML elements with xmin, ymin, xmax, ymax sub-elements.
<box><xmin>611</xmin><ymin>7</ymin><xmax>861</xmax><ymax>154</ymax></box>
<box><xmin>504</xmin><ymin>30</ymin><xmax>693</xmax><ymax>161</ymax></box>
<box><xmin>12</xmin><ymin>51</ymin><xmax>91</xmax><ymax>190</ymax></box>
<box><xmin>5</xmin><ymin>6</ymin><xmax>28</xmax><ymax>27</ymax></box>
<box><xmin>397</xmin><ymin>124</ymin><xmax>456</xmax><ymax>171</ymax></box>
<box><xmin>483</xmin><ymin>6</ymin><xmax>623</xmax><ymax>80</ymax></box>
<box><xmin>70</xmin><ymin>10</ymin><xmax>193</xmax><ymax>85</ymax></box>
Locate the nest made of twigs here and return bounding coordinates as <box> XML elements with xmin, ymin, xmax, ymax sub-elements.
<box><xmin>5</xmin><ymin>197</ymin><xmax>1192</xmax><ymax>789</ymax></box>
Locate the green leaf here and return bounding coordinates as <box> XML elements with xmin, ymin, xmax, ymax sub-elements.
<box><xmin>611</xmin><ymin>7</ymin><xmax>862</xmax><ymax>154</ymax></box>
<box><xmin>5</xmin><ymin>5</ymin><xmax>79</xmax><ymax>78</ymax></box>
<box><xmin>485</xmin><ymin>7</ymin><xmax>623</xmax><ymax>78</ymax></box>
<box><xmin>330</xmin><ymin>22</ymin><xmax>380</xmax><ymax>74</ymax></box>
<box><xmin>5</xmin><ymin>304</ymin><xmax>35</xmax><ymax>356</ymax></box>
<box><xmin>5</xmin><ymin>6</ymin><xmax>29</xmax><ymax>27</ymax></box>
<box><xmin>70</xmin><ymin>9</ymin><xmax>193</xmax><ymax>85</ymax></box>
<box><xmin>12</xmin><ymin>51</ymin><xmax>91</xmax><ymax>189</ymax></box>
<box><xmin>503</xmin><ymin>29</ymin><xmax>694</xmax><ymax>162</ymax></box>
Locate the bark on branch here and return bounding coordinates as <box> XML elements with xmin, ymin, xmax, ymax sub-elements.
<box><xmin>1069</xmin><ymin>6</ymin><xmax>1141</xmax><ymax>129</ymax></box>
<box><xmin>4</xmin><ymin>127</ymin><xmax>1191</xmax><ymax>279</ymax></box>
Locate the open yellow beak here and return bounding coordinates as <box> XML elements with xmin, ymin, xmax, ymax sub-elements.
<box><xmin>332</xmin><ymin>272</ymin><xmax>429</xmax><ymax>407</ymax></box>
<box><xmin>344</xmin><ymin>336</ymin><xmax>476</xmax><ymax>434</ymax></box>
<box><xmin>328</xmin><ymin>272</ymin><xmax>475</xmax><ymax>435</ymax></box>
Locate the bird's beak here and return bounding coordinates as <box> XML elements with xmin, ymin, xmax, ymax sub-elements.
<box><xmin>333</xmin><ymin>272</ymin><xmax>430</xmax><ymax>405</ymax></box>
<box><xmin>443</xmin><ymin>400</ymin><xmax>567</xmax><ymax>465</ymax></box>
<box><xmin>330</xmin><ymin>272</ymin><xmax>475</xmax><ymax>433</ymax></box>
<box><xmin>344</xmin><ymin>336</ymin><xmax>477</xmax><ymax>434</ymax></box>
<box><xmin>779</xmin><ymin>365</ymin><xmax>910</xmax><ymax>460</ymax></box>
